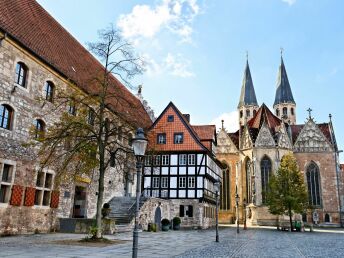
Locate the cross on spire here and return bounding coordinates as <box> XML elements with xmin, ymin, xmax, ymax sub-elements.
<box><xmin>307</xmin><ymin>108</ymin><xmax>313</xmax><ymax>119</ymax></box>
<box><xmin>280</xmin><ymin>47</ymin><xmax>284</xmax><ymax>57</ymax></box>
<box><xmin>221</xmin><ymin>119</ymin><xmax>224</xmax><ymax>129</ymax></box>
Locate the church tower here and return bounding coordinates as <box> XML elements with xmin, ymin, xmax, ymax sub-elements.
<box><xmin>238</xmin><ymin>60</ymin><xmax>259</xmax><ymax>126</ymax></box>
<box><xmin>273</xmin><ymin>56</ymin><xmax>296</xmax><ymax>124</ymax></box>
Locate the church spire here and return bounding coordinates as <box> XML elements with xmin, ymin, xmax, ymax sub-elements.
<box><xmin>238</xmin><ymin>58</ymin><xmax>259</xmax><ymax>126</ymax></box>
<box><xmin>273</xmin><ymin>54</ymin><xmax>297</xmax><ymax>125</ymax></box>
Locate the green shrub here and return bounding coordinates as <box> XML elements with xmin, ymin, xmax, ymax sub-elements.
<box><xmin>161</xmin><ymin>218</ymin><xmax>170</xmax><ymax>226</ymax></box>
<box><xmin>172</xmin><ymin>217</ymin><xmax>181</xmax><ymax>225</ymax></box>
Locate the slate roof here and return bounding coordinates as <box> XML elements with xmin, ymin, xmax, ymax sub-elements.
<box><xmin>228</xmin><ymin>131</ymin><xmax>240</xmax><ymax>149</ymax></box>
<box><xmin>274</xmin><ymin>57</ymin><xmax>295</xmax><ymax>106</ymax></box>
<box><xmin>0</xmin><ymin>0</ymin><xmax>151</xmax><ymax>128</ymax></box>
<box><xmin>238</xmin><ymin>61</ymin><xmax>258</xmax><ymax>108</ymax></box>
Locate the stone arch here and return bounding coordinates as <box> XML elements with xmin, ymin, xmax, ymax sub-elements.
<box><xmin>220</xmin><ymin>161</ymin><xmax>231</xmax><ymax>210</ymax></box>
<box><xmin>260</xmin><ymin>155</ymin><xmax>272</xmax><ymax>204</ymax></box>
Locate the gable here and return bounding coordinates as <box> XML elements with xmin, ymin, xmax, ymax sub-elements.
<box><xmin>255</xmin><ymin>122</ymin><xmax>275</xmax><ymax>147</ymax></box>
<box><xmin>293</xmin><ymin>119</ymin><xmax>333</xmax><ymax>152</ymax></box>
<box><xmin>216</xmin><ymin>129</ymin><xmax>238</xmax><ymax>154</ymax></box>
<box><xmin>240</xmin><ymin>126</ymin><xmax>252</xmax><ymax>150</ymax></box>
<box><xmin>277</xmin><ymin>124</ymin><xmax>292</xmax><ymax>149</ymax></box>
<box><xmin>147</xmin><ymin>104</ymin><xmax>205</xmax><ymax>152</ymax></box>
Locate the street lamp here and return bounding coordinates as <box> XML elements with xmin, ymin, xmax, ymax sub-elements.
<box><xmin>131</xmin><ymin>128</ymin><xmax>148</xmax><ymax>258</ymax></box>
<box><xmin>243</xmin><ymin>198</ymin><xmax>247</xmax><ymax>230</ymax></box>
<box><xmin>236</xmin><ymin>193</ymin><xmax>240</xmax><ymax>234</ymax></box>
<box><xmin>214</xmin><ymin>180</ymin><xmax>220</xmax><ymax>242</ymax></box>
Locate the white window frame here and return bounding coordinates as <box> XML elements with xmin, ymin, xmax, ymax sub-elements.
<box><xmin>188</xmin><ymin>154</ymin><xmax>195</xmax><ymax>165</ymax></box>
<box><xmin>161</xmin><ymin>155</ymin><xmax>169</xmax><ymax>165</ymax></box>
<box><xmin>157</xmin><ymin>133</ymin><xmax>166</xmax><ymax>144</ymax></box>
<box><xmin>34</xmin><ymin>169</ymin><xmax>54</xmax><ymax>207</ymax></box>
<box><xmin>179</xmin><ymin>154</ymin><xmax>187</xmax><ymax>165</ymax></box>
<box><xmin>152</xmin><ymin>177</ymin><xmax>160</xmax><ymax>188</ymax></box>
<box><xmin>188</xmin><ymin>177</ymin><xmax>195</xmax><ymax>188</ymax></box>
<box><xmin>0</xmin><ymin>160</ymin><xmax>16</xmax><ymax>205</ymax></box>
<box><xmin>154</xmin><ymin>155</ymin><xmax>161</xmax><ymax>165</ymax></box>
<box><xmin>161</xmin><ymin>177</ymin><xmax>168</xmax><ymax>188</ymax></box>
<box><xmin>145</xmin><ymin>155</ymin><xmax>152</xmax><ymax>166</ymax></box>
<box><xmin>179</xmin><ymin>177</ymin><xmax>186</xmax><ymax>188</ymax></box>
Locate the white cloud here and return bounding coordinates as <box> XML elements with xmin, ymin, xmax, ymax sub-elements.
<box><xmin>143</xmin><ymin>53</ymin><xmax>194</xmax><ymax>78</ymax></box>
<box><xmin>211</xmin><ymin>111</ymin><xmax>239</xmax><ymax>132</ymax></box>
<box><xmin>117</xmin><ymin>0</ymin><xmax>201</xmax><ymax>43</ymax></box>
<box><xmin>282</xmin><ymin>0</ymin><xmax>296</xmax><ymax>5</ymax></box>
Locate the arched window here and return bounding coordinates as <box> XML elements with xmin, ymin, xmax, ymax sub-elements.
<box><xmin>245</xmin><ymin>159</ymin><xmax>251</xmax><ymax>203</ymax></box>
<box><xmin>324</xmin><ymin>213</ymin><xmax>330</xmax><ymax>223</ymax></box>
<box><xmin>68</xmin><ymin>99</ymin><xmax>77</xmax><ymax>116</ymax></box>
<box><xmin>253</xmin><ymin>110</ymin><xmax>257</xmax><ymax>116</ymax></box>
<box><xmin>246</xmin><ymin>110</ymin><xmax>250</xmax><ymax>118</ymax></box>
<box><xmin>87</xmin><ymin>108</ymin><xmax>95</xmax><ymax>125</ymax></box>
<box><xmin>240</xmin><ymin>110</ymin><xmax>243</xmax><ymax>118</ymax></box>
<box><xmin>44</xmin><ymin>81</ymin><xmax>54</xmax><ymax>102</ymax></box>
<box><xmin>0</xmin><ymin>104</ymin><xmax>13</xmax><ymax>130</ymax></box>
<box><xmin>306</xmin><ymin>162</ymin><xmax>322</xmax><ymax>207</ymax></box>
<box><xmin>34</xmin><ymin>119</ymin><xmax>45</xmax><ymax>139</ymax></box>
<box><xmin>15</xmin><ymin>62</ymin><xmax>28</xmax><ymax>87</ymax></box>
<box><xmin>276</xmin><ymin>109</ymin><xmax>280</xmax><ymax>117</ymax></box>
<box><xmin>261</xmin><ymin>156</ymin><xmax>272</xmax><ymax>204</ymax></box>
<box><xmin>220</xmin><ymin>162</ymin><xmax>230</xmax><ymax>210</ymax></box>
<box><xmin>291</xmin><ymin>107</ymin><xmax>294</xmax><ymax>116</ymax></box>
<box><xmin>283</xmin><ymin>107</ymin><xmax>288</xmax><ymax>116</ymax></box>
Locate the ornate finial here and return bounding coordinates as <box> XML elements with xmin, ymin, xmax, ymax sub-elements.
<box><xmin>138</xmin><ymin>85</ymin><xmax>142</xmax><ymax>94</ymax></box>
<box><xmin>307</xmin><ymin>108</ymin><xmax>313</xmax><ymax>119</ymax></box>
<box><xmin>221</xmin><ymin>119</ymin><xmax>224</xmax><ymax>129</ymax></box>
<box><xmin>329</xmin><ymin>114</ymin><xmax>332</xmax><ymax>122</ymax></box>
<box><xmin>280</xmin><ymin>47</ymin><xmax>284</xmax><ymax>58</ymax></box>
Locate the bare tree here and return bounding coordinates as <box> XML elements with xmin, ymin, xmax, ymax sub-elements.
<box><xmin>35</xmin><ymin>25</ymin><xmax>147</xmax><ymax>239</ymax></box>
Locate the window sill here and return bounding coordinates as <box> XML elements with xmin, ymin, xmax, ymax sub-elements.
<box><xmin>13</xmin><ymin>83</ymin><xmax>29</xmax><ymax>93</ymax></box>
<box><xmin>33</xmin><ymin>205</ymin><xmax>51</xmax><ymax>209</ymax></box>
<box><xmin>0</xmin><ymin>203</ymin><xmax>9</xmax><ymax>208</ymax></box>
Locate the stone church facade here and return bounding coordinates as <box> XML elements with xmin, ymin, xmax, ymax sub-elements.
<box><xmin>217</xmin><ymin>58</ymin><xmax>343</xmax><ymax>226</ymax></box>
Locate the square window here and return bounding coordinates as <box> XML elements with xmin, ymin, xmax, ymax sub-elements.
<box><xmin>2</xmin><ymin>164</ymin><xmax>13</xmax><ymax>183</ymax></box>
<box><xmin>179</xmin><ymin>154</ymin><xmax>187</xmax><ymax>165</ymax></box>
<box><xmin>174</xmin><ymin>133</ymin><xmax>183</xmax><ymax>144</ymax></box>
<box><xmin>167</xmin><ymin>115</ymin><xmax>174</xmax><ymax>122</ymax></box>
<box><xmin>0</xmin><ymin>185</ymin><xmax>10</xmax><ymax>203</ymax></box>
<box><xmin>157</xmin><ymin>133</ymin><xmax>166</xmax><ymax>144</ymax></box>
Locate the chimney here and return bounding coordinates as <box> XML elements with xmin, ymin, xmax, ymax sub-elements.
<box><xmin>183</xmin><ymin>114</ymin><xmax>190</xmax><ymax>123</ymax></box>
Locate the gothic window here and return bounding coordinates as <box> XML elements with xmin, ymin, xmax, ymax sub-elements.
<box><xmin>0</xmin><ymin>104</ymin><xmax>13</xmax><ymax>130</ymax></box>
<box><xmin>246</xmin><ymin>110</ymin><xmax>250</xmax><ymax>118</ymax></box>
<box><xmin>291</xmin><ymin>107</ymin><xmax>294</xmax><ymax>116</ymax></box>
<box><xmin>246</xmin><ymin>159</ymin><xmax>251</xmax><ymax>203</ymax></box>
<box><xmin>240</xmin><ymin>110</ymin><xmax>243</xmax><ymax>118</ymax></box>
<box><xmin>283</xmin><ymin>107</ymin><xmax>288</xmax><ymax>116</ymax></box>
<box><xmin>44</xmin><ymin>81</ymin><xmax>54</xmax><ymax>102</ymax></box>
<box><xmin>261</xmin><ymin>156</ymin><xmax>272</xmax><ymax>204</ymax></box>
<box><xmin>15</xmin><ymin>62</ymin><xmax>28</xmax><ymax>87</ymax></box>
<box><xmin>306</xmin><ymin>162</ymin><xmax>322</xmax><ymax>207</ymax></box>
<box><xmin>34</xmin><ymin>119</ymin><xmax>45</xmax><ymax>139</ymax></box>
<box><xmin>253</xmin><ymin>110</ymin><xmax>257</xmax><ymax>116</ymax></box>
<box><xmin>220</xmin><ymin>162</ymin><xmax>230</xmax><ymax>210</ymax></box>
<box><xmin>276</xmin><ymin>109</ymin><xmax>280</xmax><ymax>117</ymax></box>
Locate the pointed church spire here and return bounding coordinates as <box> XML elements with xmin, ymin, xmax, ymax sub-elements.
<box><xmin>274</xmin><ymin>56</ymin><xmax>295</xmax><ymax>106</ymax></box>
<box><xmin>238</xmin><ymin>60</ymin><xmax>258</xmax><ymax>108</ymax></box>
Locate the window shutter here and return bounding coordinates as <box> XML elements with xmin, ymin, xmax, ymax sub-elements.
<box><xmin>179</xmin><ymin>205</ymin><xmax>185</xmax><ymax>217</ymax></box>
<box><xmin>188</xmin><ymin>205</ymin><xmax>193</xmax><ymax>217</ymax></box>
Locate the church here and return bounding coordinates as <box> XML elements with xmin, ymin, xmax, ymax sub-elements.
<box><xmin>216</xmin><ymin>57</ymin><xmax>343</xmax><ymax>226</ymax></box>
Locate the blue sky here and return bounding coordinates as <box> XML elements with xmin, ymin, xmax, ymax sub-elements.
<box><xmin>37</xmin><ymin>0</ymin><xmax>344</xmax><ymax>161</ymax></box>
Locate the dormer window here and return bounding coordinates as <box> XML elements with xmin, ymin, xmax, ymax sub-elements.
<box><xmin>15</xmin><ymin>62</ymin><xmax>28</xmax><ymax>87</ymax></box>
<box><xmin>167</xmin><ymin>115</ymin><xmax>174</xmax><ymax>122</ymax></box>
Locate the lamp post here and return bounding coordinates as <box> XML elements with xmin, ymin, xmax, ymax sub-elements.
<box><xmin>131</xmin><ymin>128</ymin><xmax>148</xmax><ymax>258</ymax></box>
<box><xmin>236</xmin><ymin>193</ymin><xmax>240</xmax><ymax>234</ymax></box>
<box><xmin>214</xmin><ymin>180</ymin><xmax>220</xmax><ymax>242</ymax></box>
<box><xmin>243</xmin><ymin>198</ymin><xmax>247</xmax><ymax>230</ymax></box>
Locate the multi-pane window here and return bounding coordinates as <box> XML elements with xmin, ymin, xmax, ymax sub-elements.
<box><xmin>179</xmin><ymin>177</ymin><xmax>186</xmax><ymax>188</ymax></box>
<box><xmin>220</xmin><ymin>163</ymin><xmax>231</xmax><ymax>210</ymax></box>
<box><xmin>34</xmin><ymin>119</ymin><xmax>45</xmax><ymax>139</ymax></box>
<box><xmin>161</xmin><ymin>155</ymin><xmax>169</xmax><ymax>165</ymax></box>
<box><xmin>179</xmin><ymin>205</ymin><xmax>193</xmax><ymax>217</ymax></box>
<box><xmin>161</xmin><ymin>177</ymin><xmax>168</xmax><ymax>188</ymax></box>
<box><xmin>179</xmin><ymin>154</ymin><xmax>187</xmax><ymax>165</ymax></box>
<box><xmin>306</xmin><ymin>162</ymin><xmax>322</xmax><ymax>207</ymax></box>
<box><xmin>15</xmin><ymin>62</ymin><xmax>27</xmax><ymax>87</ymax></box>
<box><xmin>44</xmin><ymin>81</ymin><xmax>54</xmax><ymax>102</ymax></box>
<box><xmin>68</xmin><ymin>100</ymin><xmax>77</xmax><ymax>116</ymax></box>
<box><xmin>145</xmin><ymin>155</ymin><xmax>152</xmax><ymax>166</ymax></box>
<box><xmin>188</xmin><ymin>177</ymin><xmax>195</xmax><ymax>188</ymax></box>
<box><xmin>0</xmin><ymin>163</ymin><xmax>14</xmax><ymax>203</ymax></box>
<box><xmin>35</xmin><ymin>170</ymin><xmax>53</xmax><ymax>206</ymax></box>
<box><xmin>0</xmin><ymin>104</ymin><xmax>13</xmax><ymax>130</ymax></box>
<box><xmin>152</xmin><ymin>177</ymin><xmax>160</xmax><ymax>188</ymax></box>
<box><xmin>154</xmin><ymin>155</ymin><xmax>161</xmax><ymax>165</ymax></box>
<box><xmin>167</xmin><ymin>115</ymin><xmax>174</xmax><ymax>122</ymax></box>
<box><xmin>188</xmin><ymin>154</ymin><xmax>195</xmax><ymax>165</ymax></box>
<box><xmin>261</xmin><ymin>156</ymin><xmax>272</xmax><ymax>204</ymax></box>
<box><xmin>157</xmin><ymin>133</ymin><xmax>166</xmax><ymax>144</ymax></box>
<box><xmin>87</xmin><ymin>108</ymin><xmax>95</xmax><ymax>125</ymax></box>
<box><xmin>174</xmin><ymin>133</ymin><xmax>183</xmax><ymax>144</ymax></box>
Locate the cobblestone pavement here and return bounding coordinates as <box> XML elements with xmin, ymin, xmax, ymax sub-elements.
<box><xmin>0</xmin><ymin>226</ymin><xmax>343</xmax><ymax>257</ymax></box>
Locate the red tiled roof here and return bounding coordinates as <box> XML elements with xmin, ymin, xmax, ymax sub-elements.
<box><xmin>192</xmin><ymin>125</ymin><xmax>215</xmax><ymax>141</ymax></box>
<box><xmin>228</xmin><ymin>131</ymin><xmax>239</xmax><ymax>149</ymax></box>
<box><xmin>0</xmin><ymin>0</ymin><xmax>151</xmax><ymax>128</ymax></box>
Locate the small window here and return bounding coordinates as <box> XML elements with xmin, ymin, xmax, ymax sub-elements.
<box><xmin>34</xmin><ymin>119</ymin><xmax>45</xmax><ymax>139</ymax></box>
<box><xmin>110</xmin><ymin>152</ymin><xmax>116</xmax><ymax>167</ymax></box>
<box><xmin>179</xmin><ymin>177</ymin><xmax>186</xmax><ymax>188</ymax></box>
<box><xmin>291</xmin><ymin>107</ymin><xmax>294</xmax><ymax>116</ymax></box>
<box><xmin>35</xmin><ymin>170</ymin><xmax>54</xmax><ymax>206</ymax></box>
<box><xmin>186</xmin><ymin>205</ymin><xmax>193</xmax><ymax>217</ymax></box>
<box><xmin>167</xmin><ymin>115</ymin><xmax>174</xmax><ymax>122</ymax></box>
<box><xmin>154</xmin><ymin>155</ymin><xmax>160</xmax><ymax>165</ymax></box>
<box><xmin>253</xmin><ymin>110</ymin><xmax>257</xmax><ymax>116</ymax></box>
<box><xmin>68</xmin><ymin>100</ymin><xmax>77</xmax><ymax>116</ymax></box>
<box><xmin>128</xmin><ymin>133</ymin><xmax>133</xmax><ymax>146</ymax></box>
<box><xmin>152</xmin><ymin>177</ymin><xmax>160</xmax><ymax>188</ymax></box>
<box><xmin>44</xmin><ymin>81</ymin><xmax>54</xmax><ymax>102</ymax></box>
<box><xmin>157</xmin><ymin>133</ymin><xmax>166</xmax><ymax>144</ymax></box>
<box><xmin>174</xmin><ymin>133</ymin><xmax>183</xmax><ymax>144</ymax></box>
<box><xmin>0</xmin><ymin>104</ymin><xmax>13</xmax><ymax>130</ymax></box>
<box><xmin>246</xmin><ymin>110</ymin><xmax>250</xmax><ymax>118</ymax></box>
<box><xmin>15</xmin><ymin>62</ymin><xmax>27</xmax><ymax>87</ymax></box>
<box><xmin>240</xmin><ymin>111</ymin><xmax>243</xmax><ymax>118</ymax></box>
<box><xmin>87</xmin><ymin>108</ymin><xmax>95</xmax><ymax>125</ymax></box>
<box><xmin>179</xmin><ymin>154</ymin><xmax>187</xmax><ymax>165</ymax></box>
<box><xmin>161</xmin><ymin>177</ymin><xmax>168</xmax><ymax>188</ymax></box>
<box><xmin>0</xmin><ymin>164</ymin><xmax>14</xmax><ymax>204</ymax></box>
<box><xmin>180</xmin><ymin>205</ymin><xmax>193</xmax><ymax>217</ymax></box>
<box><xmin>283</xmin><ymin>107</ymin><xmax>288</xmax><ymax>116</ymax></box>
<box><xmin>276</xmin><ymin>109</ymin><xmax>280</xmax><ymax>117</ymax></box>
<box><xmin>161</xmin><ymin>155</ymin><xmax>169</xmax><ymax>165</ymax></box>
<box><xmin>145</xmin><ymin>155</ymin><xmax>152</xmax><ymax>166</ymax></box>
<box><xmin>188</xmin><ymin>177</ymin><xmax>195</xmax><ymax>188</ymax></box>
<box><xmin>188</xmin><ymin>154</ymin><xmax>195</xmax><ymax>165</ymax></box>
<box><xmin>118</xmin><ymin>127</ymin><xmax>123</xmax><ymax>141</ymax></box>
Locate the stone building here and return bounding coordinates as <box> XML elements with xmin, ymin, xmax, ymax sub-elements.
<box><xmin>0</xmin><ymin>0</ymin><xmax>151</xmax><ymax>235</ymax></box>
<box><xmin>217</xmin><ymin>57</ymin><xmax>343</xmax><ymax>226</ymax></box>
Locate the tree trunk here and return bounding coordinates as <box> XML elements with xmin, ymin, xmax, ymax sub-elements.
<box><xmin>288</xmin><ymin>206</ymin><xmax>293</xmax><ymax>232</ymax></box>
<box><xmin>95</xmin><ymin>140</ymin><xmax>106</xmax><ymax>239</ymax></box>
